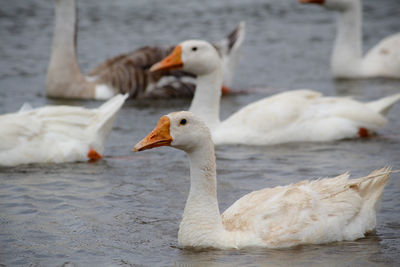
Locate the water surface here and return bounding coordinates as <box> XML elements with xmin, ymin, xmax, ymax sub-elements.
<box><xmin>1</xmin><ymin>0</ymin><xmax>400</xmax><ymax>266</ymax></box>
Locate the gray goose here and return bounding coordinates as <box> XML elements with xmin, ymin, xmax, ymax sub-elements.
<box><xmin>46</xmin><ymin>0</ymin><xmax>245</xmax><ymax>100</ymax></box>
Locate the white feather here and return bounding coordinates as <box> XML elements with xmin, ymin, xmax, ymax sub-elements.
<box><xmin>136</xmin><ymin>112</ymin><xmax>392</xmax><ymax>249</ymax></box>
<box><xmin>172</xmin><ymin>40</ymin><xmax>400</xmax><ymax>145</ymax></box>
<box><xmin>95</xmin><ymin>84</ymin><xmax>115</xmax><ymax>100</ymax></box>
<box><xmin>302</xmin><ymin>0</ymin><xmax>400</xmax><ymax>78</ymax></box>
<box><xmin>0</xmin><ymin>94</ymin><xmax>128</xmax><ymax>166</ymax></box>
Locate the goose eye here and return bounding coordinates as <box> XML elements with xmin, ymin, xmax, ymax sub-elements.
<box><xmin>191</xmin><ymin>47</ymin><xmax>197</xmax><ymax>51</ymax></box>
<box><xmin>179</xmin><ymin>119</ymin><xmax>187</xmax><ymax>125</ymax></box>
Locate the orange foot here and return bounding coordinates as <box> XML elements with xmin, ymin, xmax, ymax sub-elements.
<box><xmin>358</xmin><ymin>127</ymin><xmax>369</xmax><ymax>138</ymax></box>
<box><xmin>221</xmin><ymin>85</ymin><xmax>232</xmax><ymax>95</ymax></box>
<box><xmin>88</xmin><ymin>149</ymin><xmax>103</xmax><ymax>162</ymax></box>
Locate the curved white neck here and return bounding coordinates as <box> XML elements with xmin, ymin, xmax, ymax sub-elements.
<box><xmin>46</xmin><ymin>0</ymin><xmax>94</xmax><ymax>98</ymax></box>
<box><xmin>331</xmin><ymin>0</ymin><xmax>363</xmax><ymax>77</ymax></box>
<box><xmin>189</xmin><ymin>68</ymin><xmax>222</xmax><ymax>132</ymax></box>
<box><xmin>178</xmin><ymin>141</ymin><xmax>225</xmax><ymax>247</ymax></box>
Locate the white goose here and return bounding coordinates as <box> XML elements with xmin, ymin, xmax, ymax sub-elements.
<box><xmin>300</xmin><ymin>0</ymin><xmax>400</xmax><ymax>78</ymax></box>
<box><xmin>0</xmin><ymin>94</ymin><xmax>127</xmax><ymax>167</ymax></box>
<box><xmin>133</xmin><ymin>111</ymin><xmax>392</xmax><ymax>249</ymax></box>
<box><xmin>150</xmin><ymin>40</ymin><xmax>400</xmax><ymax>145</ymax></box>
<box><xmin>47</xmin><ymin>0</ymin><xmax>245</xmax><ymax>99</ymax></box>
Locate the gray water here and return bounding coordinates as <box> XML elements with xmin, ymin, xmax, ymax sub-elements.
<box><xmin>1</xmin><ymin>0</ymin><xmax>400</xmax><ymax>266</ymax></box>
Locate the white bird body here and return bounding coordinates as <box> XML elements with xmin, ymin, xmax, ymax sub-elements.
<box><xmin>133</xmin><ymin>111</ymin><xmax>392</xmax><ymax>249</ymax></box>
<box><xmin>0</xmin><ymin>94</ymin><xmax>127</xmax><ymax>166</ymax></box>
<box><xmin>150</xmin><ymin>40</ymin><xmax>400</xmax><ymax>146</ymax></box>
<box><xmin>301</xmin><ymin>0</ymin><xmax>400</xmax><ymax>78</ymax></box>
<box><xmin>220</xmin><ymin>170</ymin><xmax>387</xmax><ymax>248</ymax></box>
<box><xmin>214</xmin><ymin>89</ymin><xmax>398</xmax><ymax>145</ymax></box>
<box><xmin>361</xmin><ymin>33</ymin><xmax>400</xmax><ymax>78</ymax></box>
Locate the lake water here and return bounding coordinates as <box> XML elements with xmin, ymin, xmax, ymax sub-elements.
<box><xmin>0</xmin><ymin>0</ymin><xmax>400</xmax><ymax>266</ymax></box>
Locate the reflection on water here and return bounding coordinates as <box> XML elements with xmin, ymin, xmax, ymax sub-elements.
<box><xmin>176</xmin><ymin>233</ymin><xmax>384</xmax><ymax>267</ymax></box>
<box><xmin>1</xmin><ymin>0</ymin><xmax>400</xmax><ymax>266</ymax></box>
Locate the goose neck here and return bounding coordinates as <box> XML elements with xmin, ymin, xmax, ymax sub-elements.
<box><xmin>331</xmin><ymin>0</ymin><xmax>363</xmax><ymax>77</ymax></box>
<box><xmin>46</xmin><ymin>0</ymin><xmax>94</xmax><ymax>98</ymax></box>
<box><xmin>189</xmin><ymin>68</ymin><xmax>222</xmax><ymax>132</ymax></box>
<box><xmin>178</xmin><ymin>141</ymin><xmax>225</xmax><ymax>247</ymax></box>
<box><xmin>187</xmin><ymin>142</ymin><xmax>217</xmax><ymax>198</ymax></box>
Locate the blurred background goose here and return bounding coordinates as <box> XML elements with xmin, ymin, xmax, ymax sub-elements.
<box><xmin>150</xmin><ymin>40</ymin><xmax>400</xmax><ymax>145</ymax></box>
<box><xmin>133</xmin><ymin>111</ymin><xmax>392</xmax><ymax>249</ymax></box>
<box><xmin>300</xmin><ymin>0</ymin><xmax>400</xmax><ymax>79</ymax></box>
<box><xmin>46</xmin><ymin>0</ymin><xmax>245</xmax><ymax>100</ymax></box>
<box><xmin>0</xmin><ymin>94</ymin><xmax>127</xmax><ymax>167</ymax></box>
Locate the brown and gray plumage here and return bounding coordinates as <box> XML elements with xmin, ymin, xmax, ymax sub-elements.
<box><xmin>86</xmin><ymin>46</ymin><xmax>197</xmax><ymax>99</ymax></box>
<box><xmin>46</xmin><ymin>0</ymin><xmax>245</xmax><ymax>100</ymax></box>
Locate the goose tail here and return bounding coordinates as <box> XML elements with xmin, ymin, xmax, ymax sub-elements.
<box><xmin>366</xmin><ymin>93</ymin><xmax>400</xmax><ymax>116</ymax></box>
<box><xmin>341</xmin><ymin>167</ymin><xmax>392</xmax><ymax>239</ymax></box>
<box><xmin>351</xmin><ymin>167</ymin><xmax>392</xmax><ymax>210</ymax></box>
<box><xmin>89</xmin><ymin>94</ymin><xmax>128</xmax><ymax>147</ymax></box>
<box><xmin>361</xmin><ymin>167</ymin><xmax>391</xmax><ymax>200</ymax></box>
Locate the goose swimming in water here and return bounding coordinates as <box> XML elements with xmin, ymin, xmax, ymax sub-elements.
<box><xmin>300</xmin><ymin>0</ymin><xmax>400</xmax><ymax>78</ymax></box>
<box><xmin>133</xmin><ymin>111</ymin><xmax>392</xmax><ymax>249</ymax></box>
<box><xmin>46</xmin><ymin>0</ymin><xmax>245</xmax><ymax>100</ymax></box>
<box><xmin>0</xmin><ymin>94</ymin><xmax>127</xmax><ymax>167</ymax></box>
<box><xmin>150</xmin><ymin>40</ymin><xmax>400</xmax><ymax>145</ymax></box>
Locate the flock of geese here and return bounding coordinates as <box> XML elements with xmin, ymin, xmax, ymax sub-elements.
<box><xmin>2</xmin><ymin>0</ymin><xmax>400</xmax><ymax>250</ymax></box>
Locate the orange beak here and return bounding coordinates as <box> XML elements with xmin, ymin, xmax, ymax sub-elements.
<box><xmin>133</xmin><ymin>116</ymin><xmax>173</xmax><ymax>152</ymax></box>
<box><xmin>299</xmin><ymin>0</ymin><xmax>325</xmax><ymax>4</ymax></box>
<box><xmin>150</xmin><ymin>45</ymin><xmax>183</xmax><ymax>72</ymax></box>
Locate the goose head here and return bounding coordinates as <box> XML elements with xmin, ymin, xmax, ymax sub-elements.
<box><xmin>300</xmin><ymin>0</ymin><xmax>357</xmax><ymax>11</ymax></box>
<box><xmin>133</xmin><ymin>111</ymin><xmax>212</xmax><ymax>152</ymax></box>
<box><xmin>150</xmin><ymin>40</ymin><xmax>222</xmax><ymax>76</ymax></box>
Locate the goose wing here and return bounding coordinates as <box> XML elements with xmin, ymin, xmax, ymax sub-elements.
<box><xmin>221</xmin><ymin>173</ymin><xmax>364</xmax><ymax>247</ymax></box>
<box><xmin>215</xmin><ymin>90</ymin><xmax>387</xmax><ymax>144</ymax></box>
